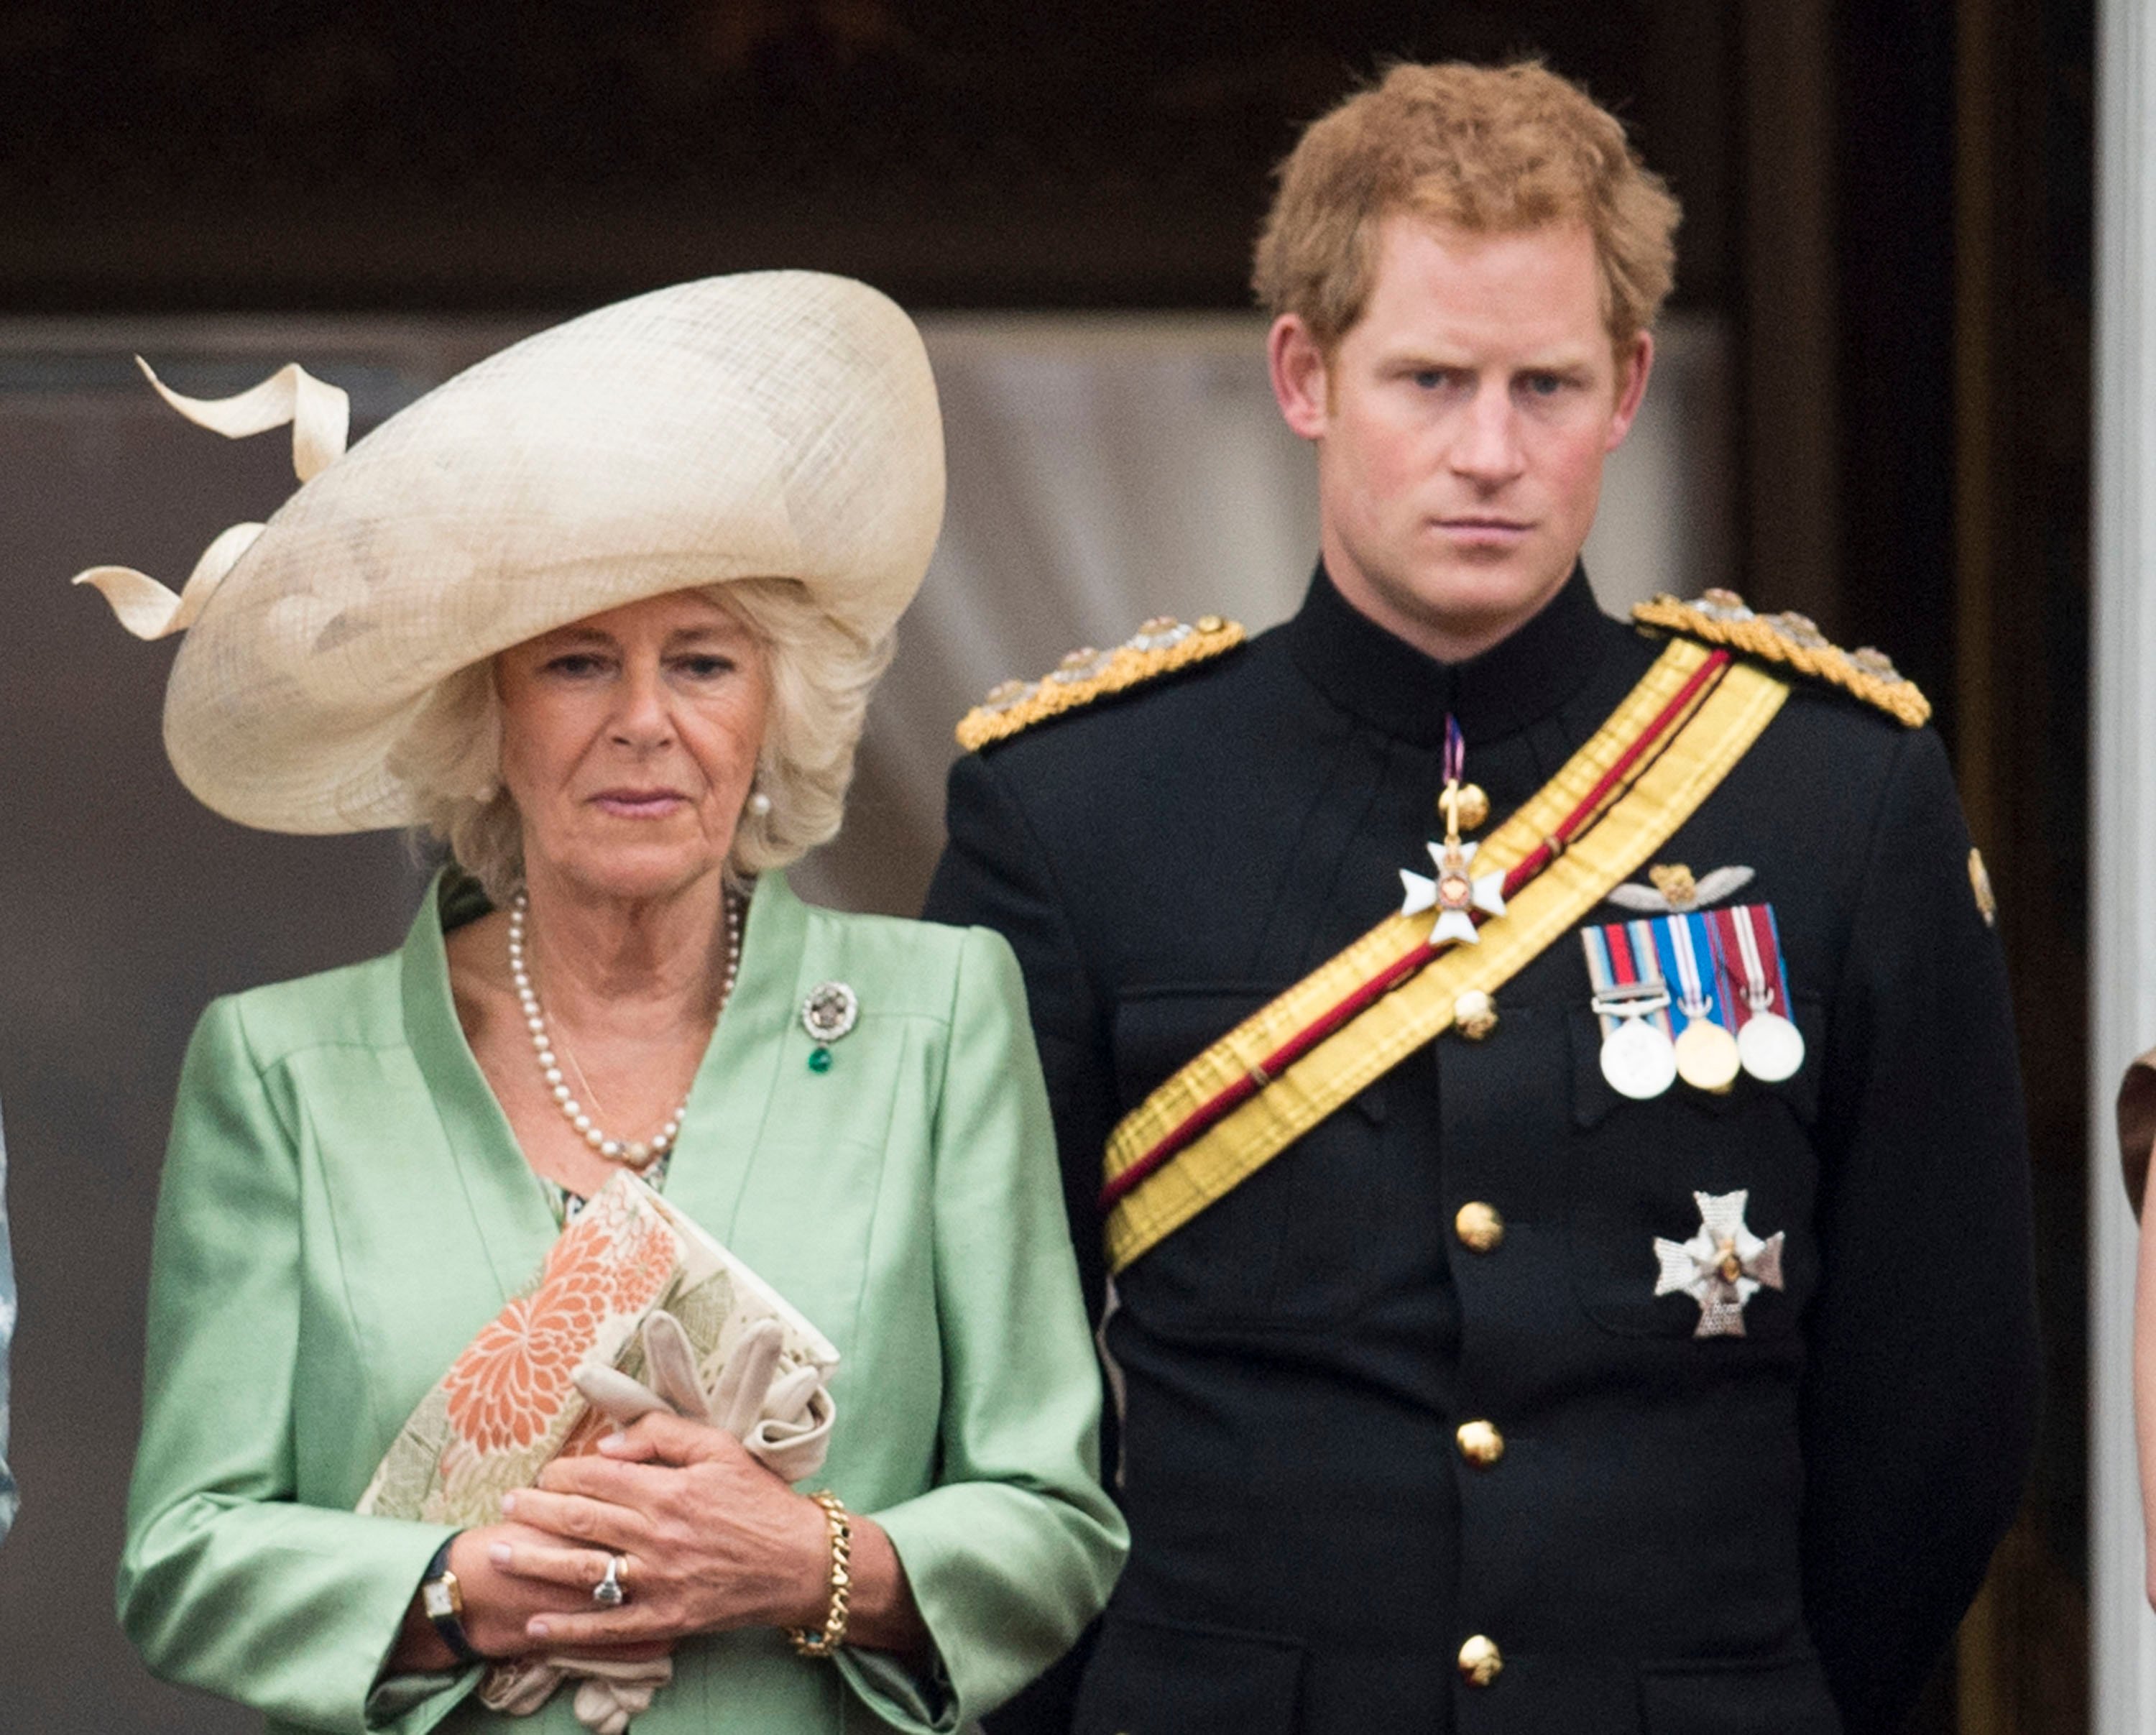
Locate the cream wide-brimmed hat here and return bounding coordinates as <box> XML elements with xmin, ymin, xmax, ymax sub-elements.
<box><xmin>75</xmin><ymin>272</ymin><xmax>945</xmax><ymax>834</ymax></box>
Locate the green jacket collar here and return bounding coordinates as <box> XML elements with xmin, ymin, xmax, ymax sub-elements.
<box><xmin>395</xmin><ymin>868</ymin><xmax>808</xmax><ymax>1297</ymax></box>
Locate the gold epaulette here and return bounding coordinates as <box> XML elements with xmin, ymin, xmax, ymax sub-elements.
<box><xmin>1632</xmin><ymin>589</ymin><xmax>1931</xmax><ymax>727</ymax></box>
<box><xmin>955</xmin><ymin>614</ymin><xmax>1245</xmax><ymax>751</ymax></box>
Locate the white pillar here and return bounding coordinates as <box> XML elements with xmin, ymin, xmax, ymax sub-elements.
<box><xmin>2091</xmin><ymin>1</ymin><xmax>2156</xmax><ymax>1726</ymax></box>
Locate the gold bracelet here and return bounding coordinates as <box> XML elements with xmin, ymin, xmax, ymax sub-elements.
<box><xmin>788</xmin><ymin>1491</ymin><xmax>853</xmax><ymax>1660</ymax></box>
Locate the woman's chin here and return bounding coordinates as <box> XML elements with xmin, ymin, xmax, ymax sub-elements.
<box><xmin>532</xmin><ymin>843</ymin><xmax>730</xmax><ymax>908</ymax></box>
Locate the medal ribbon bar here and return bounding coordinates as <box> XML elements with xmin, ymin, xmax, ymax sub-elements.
<box><xmin>1661</xmin><ymin>912</ymin><xmax>1723</xmax><ymax>1033</ymax></box>
<box><xmin>1584</xmin><ymin>921</ymin><xmax>1677</xmax><ymax>1039</ymax></box>
<box><xmin>1584</xmin><ymin>911</ymin><xmax>1751</xmax><ymax>1099</ymax></box>
<box><xmin>1709</xmin><ymin>903</ymin><xmax>1792</xmax><ymax>1028</ymax></box>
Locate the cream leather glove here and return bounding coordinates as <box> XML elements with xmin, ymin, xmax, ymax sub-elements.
<box><xmin>480</xmin><ymin>1652</ymin><xmax>672</xmax><ymax>1734</ymax></box>
<box><xmin>575</xmin><ymin>1312</ymin><xmax>835</xmax><ymax>1483</ymax></box>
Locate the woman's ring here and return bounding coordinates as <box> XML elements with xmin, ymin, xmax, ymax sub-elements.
<box><xmin>593</xmin><ymin>1554</ymin><xmax>628</xmax><ymax>1608</ymax></box>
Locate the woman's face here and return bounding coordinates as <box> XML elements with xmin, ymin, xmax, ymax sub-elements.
<box><xmin>495</xmin><ymin>589</ymin><xmax>771</xmax><ymax>903</ymax></box>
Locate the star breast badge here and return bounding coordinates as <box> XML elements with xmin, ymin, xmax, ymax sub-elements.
<box><xmin>1652</xmin><ymin>1189</ymin><xmax>1786</xmax><ymax>1338</ymax></box>
<box><xmin>1401</xmin><ymin>838</ymin><xmax>1507</xmax><ymax>945</ymax></box>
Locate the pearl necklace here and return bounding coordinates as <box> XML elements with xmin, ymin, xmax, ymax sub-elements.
<box><xmin>507</xmin><ymin>889</ymin><xmax>742</xmax><ymax>1168</ymax></box>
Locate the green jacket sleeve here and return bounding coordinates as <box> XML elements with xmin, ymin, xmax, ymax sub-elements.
<box><xmin>116</xmin><ymin>997</ymin><xmax>474</xmax><ymax>1734</ymax></box>
<box><xmin>841</xmin><ymin>926</ymin><xmax>1128</xmax><ymax>1729</ymax></box>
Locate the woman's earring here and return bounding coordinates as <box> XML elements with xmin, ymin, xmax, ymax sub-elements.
<box><xmin>747</xmin><ymin>788</ymin><xmax>773</xmax><ymax>818</ymax></box>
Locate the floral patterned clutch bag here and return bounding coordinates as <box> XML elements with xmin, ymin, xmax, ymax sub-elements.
<box><xmin>357</xmin><ymin>1171</ymin><xmax>839</xmax><ymax>1526</ymax></box>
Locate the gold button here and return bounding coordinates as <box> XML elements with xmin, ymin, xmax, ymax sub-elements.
<box><xmin>1968</xmin><ymin>847</ymin><xmax>1997</xmax><ymax>927</ymax></box>
<box><xmin>1456</xmin><ymin>1419</ymin><xmax>1505</xmax><ymax>1467</ymax></box>
<box><xmin>1440</xmin><ymin>781</ymin><xmax>1491</xmax><ymax>832</ymax></box>
<box><xmin>1454</xmin><ymin>990</ymin><xmax>1498</xmax><ymax>1041</ymax></box>
<box><xmin>1195</xmin><ymin>614</ymin><xmax>1227</xmax><ymax>633</ymax></box>
<box><xmin>1457</xmin><ymin>1634</ymin><xmax>1503</xmax><ymax>1687</ymax></box>
<box><xmin>1455</xmin><ymin>1202</ymin><xmax>1504</xmax><ymax>1253</ymax></box>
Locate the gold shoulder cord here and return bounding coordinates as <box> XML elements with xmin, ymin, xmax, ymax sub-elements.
<box><xmin>1632</xmin><ymin>590</ymin><xmax>1930</xmax><ymax>727</ymax></box>
<box><xmin>956</xmin><ymin>614</ymin><xmax>1244</xmax><ymax>751</ymax></box>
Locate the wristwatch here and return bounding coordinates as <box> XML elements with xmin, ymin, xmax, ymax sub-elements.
<box><xmin>420</xmin><ymin>1535</ymin><xmax>482</xmax><ymax>1665</ymax></box>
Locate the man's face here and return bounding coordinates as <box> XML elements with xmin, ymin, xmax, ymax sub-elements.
<box><xmin>1269</xmin><ymin>215</ymin><xmax>1651</xmax><ymax>662</ymax></box>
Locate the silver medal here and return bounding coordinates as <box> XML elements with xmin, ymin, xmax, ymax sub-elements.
<box><xmin>1737</xmin><ymin>1012</ymin><xmax>1805</xmax><ymax>1082</ymax></box>
<box><xmin>1601</xmin><ymin>1016</ymin><xmax>1678</xmax><ymax>1100</ymax></box>
<box><xmin>1722</xmin><ymin>903</ymin><xmax>1806</xmax><ymax>1086</ymax></box>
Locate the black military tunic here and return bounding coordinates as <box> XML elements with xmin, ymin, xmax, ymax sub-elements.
<box><xmin>924</xmin><ymin>566</ymin><xmax>2038</xmax><ymax>1735</ymax></box>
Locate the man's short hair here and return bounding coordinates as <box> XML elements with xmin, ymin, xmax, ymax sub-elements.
<box><xmin>1253</xmin><ymin>60</ymin><xmax>1682</xmax><ymax>355</ymax></box>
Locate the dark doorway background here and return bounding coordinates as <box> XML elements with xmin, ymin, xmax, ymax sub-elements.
<box><xmin>0</xmin><ymin>4</ymin><xmax>2092</xmax><ymax>1730</ymax></box>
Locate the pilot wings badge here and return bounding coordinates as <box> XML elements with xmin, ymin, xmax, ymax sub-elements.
<box><xmin>1606</xmin><ymin>862</ymin><xmax>1755</xmax><ymax>915</ymax></box>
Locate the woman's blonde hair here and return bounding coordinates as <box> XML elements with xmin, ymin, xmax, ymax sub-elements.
<box><xmin>1252</xmin><ymin>60</ymin><xmax>1681</xmax><ymax>356</ymax></box>
<box><xmin>389</xmin><ymin>579</ymin><xmax>894</xmax><ymax>903</ymax></box>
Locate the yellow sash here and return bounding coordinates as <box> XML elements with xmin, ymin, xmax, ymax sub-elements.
<box><xmin>1103</xmin><ymin>640</ymin><xmax>1789</xmax><ymax>1274</ymax></box>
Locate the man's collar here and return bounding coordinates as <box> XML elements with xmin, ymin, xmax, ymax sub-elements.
<box><xmin>1284</xmin><ymin>561</ymin><xmax>1620</xmax><ymax>747</ymax></box>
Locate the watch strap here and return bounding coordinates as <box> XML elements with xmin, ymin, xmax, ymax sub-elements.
<box><xmin>420</xmin><ymin>1534</ymin><xmax>483</xmax><ymax>1666</ymax></box>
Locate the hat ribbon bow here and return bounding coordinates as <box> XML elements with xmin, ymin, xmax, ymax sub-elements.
<box><xmin>71</xmin><ymin>358</ymin><xmax>351</xmax><ymax>640</ymax></box>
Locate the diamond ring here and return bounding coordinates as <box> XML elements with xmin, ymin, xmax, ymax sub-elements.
<box><xmin>592</xmin><ymin>1554</ymin><xmax>627</xmax><ymax>1608</ymax></box>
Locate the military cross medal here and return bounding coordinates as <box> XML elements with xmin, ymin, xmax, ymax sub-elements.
<box><xmin>1401</xmin><ymin>717</ymin><xmax>1504</xmax><ymax>945</ymax></box>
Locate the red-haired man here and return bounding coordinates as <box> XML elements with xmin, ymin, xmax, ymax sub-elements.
<box><xmin>931</xmin><ymin>60</ymin><xmax>2036</xmax><ymax>1735</ymax></box>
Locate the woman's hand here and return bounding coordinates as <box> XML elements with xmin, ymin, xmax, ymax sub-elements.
<box><xmin>388</xmin><ymin>1523</ymin><xmax>673</xmax><ymax>1672</ymax></box>
<box><xmin>497</xmin><ymin>1412</ymin><xmax>928</xmax><ymax>1657</ymax></box>
<box><xmin>496</xmin><ymin>1413</ymin><xmax>826</xmax><ymax>1645</ymax></box>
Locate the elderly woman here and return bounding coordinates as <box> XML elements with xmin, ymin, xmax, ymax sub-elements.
<box><xmin>98</xmin><ymin>275</ymin><xmax>1123</xmax><ymax>1733</ymax></box>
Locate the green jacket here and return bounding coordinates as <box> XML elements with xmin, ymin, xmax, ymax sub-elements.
<box><xmin>119</xmin><ymin>872</ymin><xmax>1125</xmax><ymax>1734</ymax></box>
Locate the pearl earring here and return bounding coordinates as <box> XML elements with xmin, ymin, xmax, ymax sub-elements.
<box><xmin>747</xmin><ymin>789</ymin><xmax>773</xmax><ymax>817</ymax></box>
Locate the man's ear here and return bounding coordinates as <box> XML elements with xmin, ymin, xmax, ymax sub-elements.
<box><xmin>1604</xmin><ymin>330</ymin><xmax>1654</xmax><ymax>451</ymax></box>
<box><xmin>1268</xmin><ymin>315</ymin><xmax>1331</xmax><ymax>441</ymax></box>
